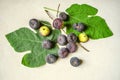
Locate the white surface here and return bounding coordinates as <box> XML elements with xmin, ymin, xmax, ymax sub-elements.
<box><xmin>0</xmin><ymin>0</ymin><xmax>120</xmax><ymax>80</ymax></box>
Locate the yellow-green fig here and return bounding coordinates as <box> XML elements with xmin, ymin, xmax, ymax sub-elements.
<box><xmin>79</xmin><ymin>32</ymin><xmax>89</xmax><ymax>43</ymax></box>
<box><xmin>39</xmin><ymin>26</ymin><xmax>50</xmax><ymax>36</ymax></box>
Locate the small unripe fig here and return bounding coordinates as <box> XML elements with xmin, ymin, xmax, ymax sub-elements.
<box><xmin>39</xmin><ymin>26</ymin><xmax>50</xmax><ymax>36</ymax></box>
<box><xmin>79</xmin><ymin>33</ymin><xmax>89</xmax><ymax>43</ymax></box>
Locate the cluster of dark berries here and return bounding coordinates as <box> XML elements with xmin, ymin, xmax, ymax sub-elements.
<box><xmin>56</xmin><ymin>12</ymin><xmax>84</xmax><ymax>67</ymax></box>
<box><xmin>29</xmin><ymin>18</ymin><xmax>54</xmax><ymax>49</ymax></box>
<box><xmin>29</xmin><ymin>19</ymin><xmax>56</xmax><ymax>63</ymax></box>
<box><xmin>52</xmin><ymin>11</ymin><xmax>89</xmax><ymax>43</ymax></box>
<box><xmin>29</xmin><ymin>18</ymin><xmax>51</xmax><ymax>36</ymax></box>
<box><xmin>57</xmin><ymin>33</ymin><xmax>78</xmax><ymax>57</ymax></box>
<box><xmin>57</xmin><ymin>33</ymin><xmax>83</xmax><ymax>67</ymax></box>
<box><xmin>52</xmin><ymin>12</ymin><xmax>68</xmax><ymax>29</ymax></box>
<box><xmin>29</xmin><ymin>11</ymin><xmax>85</xmax><ymax>67</ymax></box>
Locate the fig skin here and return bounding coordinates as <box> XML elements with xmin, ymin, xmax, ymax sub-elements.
<box><xmin>79</xmin><ymin>33</ymin><xmax>89</xmax><ymax>43</ymax></box>
<box><xmin>39</xmin><ymin>26</ymin><xmax>50</xmax><ymax>36</ymax></box>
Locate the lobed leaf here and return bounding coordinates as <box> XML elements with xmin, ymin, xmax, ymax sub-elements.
<box><xmin>65</xmin><ymin>4</ymin><xmax>113</xmax><ymax>39</ymax></box>
<box><xmin>6</xmin><ymin>21</ymin><xmax>61</xmax><ymax>67</ymax></box>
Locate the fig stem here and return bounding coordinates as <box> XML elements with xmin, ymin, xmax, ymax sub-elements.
<box><xmin>57</xmin><ymin>44</ymin><xmax>60</xmax><ymax>48</ymax></box>
<box><xmin>61</xmin><ymin>29</ymin><xmax>66</xmax><ymax>34</ymax></box>
<box><xmin>44</xmin><ymin>7</ymin><xmax>61</xmax><ymax>12</ymax></box>
<box><xmin>56</xmin><ymin>3</ymin><xmax>60</xmax><ymax>17</ymax></box>
<box><xmin>77</xmin><ymin>43</ymin><xmax>90</xmax><ymax>52</ymax></box>
<box><xmin>44</xmin><ymin>10</ymin><xmax>54</xmax><ymax>20</ymax></box>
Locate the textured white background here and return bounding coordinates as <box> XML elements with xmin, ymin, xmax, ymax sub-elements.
<box><xmin>0</xmin><ymin>0</ymin><xmax>120</xmax><ymax>80</ymax></box>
